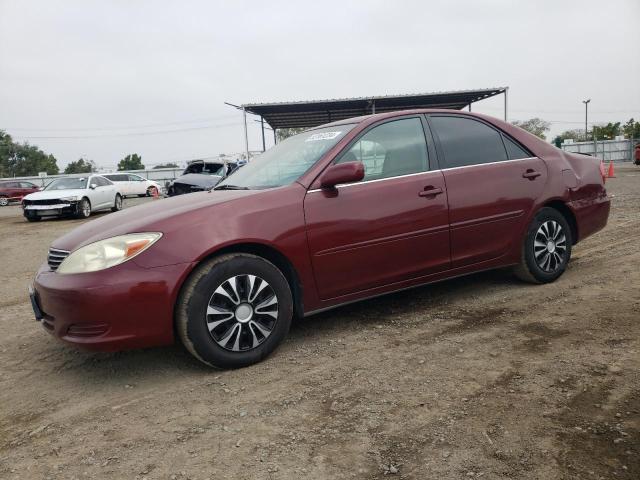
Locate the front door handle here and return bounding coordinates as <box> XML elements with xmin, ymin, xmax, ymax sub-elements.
<box><xmin>522</xmin><ymin>169</ymin><xmax>541</xmax><ymax>180</ymax></box>
<box><xmin>418</xmin><ymin>186</ymin><xmax>443</xmax><ymax>198</ymax></box>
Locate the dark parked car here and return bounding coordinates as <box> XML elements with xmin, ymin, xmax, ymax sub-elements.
<box><xmin>0</xmin><ymin>180</ymin><xmax>39</xmax><ymax>206</ymax></box>
<box><xmin>166</xmin><ymin>160</ymin><xmax>238</xmax><ymax>196</ymax></box>
<box><xmin>29</xmin><ymin>110</ymin><xmax>610</xmax><ymax>368</ymax></box>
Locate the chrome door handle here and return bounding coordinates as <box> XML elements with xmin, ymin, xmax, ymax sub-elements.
<box><xmin>522</xmin><ymin>170</ymin><xmax>541</xmax><ymax>180</ymax></box>
<box><xmin>419</xmin><ymin>186</ymin><xmax>443</xmax><ymax>197</ymax></box>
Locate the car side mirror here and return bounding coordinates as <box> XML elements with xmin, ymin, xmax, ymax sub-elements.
<box><xmin>319</xmin><ymin>161</ymin><xmax>365</xmax><ymax>189</ymax></box>
<box><xmin>89</xmin><ymin>183</ymin><xmax>97</xmax><ymax>190</ymax></box>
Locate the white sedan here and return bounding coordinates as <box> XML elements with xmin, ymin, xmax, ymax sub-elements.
<box><xmin>103</xmin><ymin>173</ymin><xmax>161</xmax><ymax>197</ymax></box>
<box><xmin>22</xmin><ymin>175</ymin><xmax>123</xmax><ymax>222</ymax></box>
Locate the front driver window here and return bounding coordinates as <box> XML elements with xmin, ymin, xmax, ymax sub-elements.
<box><xmin>336</xmin><ymin>117</ymin><xmax>428</xmax><ymax>182</ymax></box>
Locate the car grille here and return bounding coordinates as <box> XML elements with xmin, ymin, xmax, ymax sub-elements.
<box><xmin>24</xmin><ymin>199</ymin><xmax>71</xmax><ymax>206</ymax></box>
<box><xmin>48</xmin><ymin>248</ymin><xmax>70</xmax><ymax>271</ymax></box>
<box><xmin>171</xmin><ymin>182</ymin><xmax>205</xmax><ymax>196</ymax></box>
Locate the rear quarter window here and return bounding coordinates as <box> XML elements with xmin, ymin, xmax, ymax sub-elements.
<box><xmin>502</xmin><ymin>135</ymin><xmax>532</xmax><ymax>160</ymax></box>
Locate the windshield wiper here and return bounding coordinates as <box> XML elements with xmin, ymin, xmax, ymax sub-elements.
<box><xmin>211</xmin><ymin>184</ymin><xmax>249</xmax><ymax>191</ymax></box>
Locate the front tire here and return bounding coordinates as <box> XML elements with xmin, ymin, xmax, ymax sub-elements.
<box><xmin>76</xmin><ymin>198</ymin><xmax>91</xmax><ymax>219</ymax></box>
<box><xmin>0</xmin><ymin>196</ymin><xmax>9</xmax><ymax>207</ymax></box>
<box><xmin>177</xmin><ymin>253</ymin><xmax>293</xmax><ymax>369</ymax></box>
<box><xmin>111</xmin><ymin>194</ymin><xmax>123</xmax><ymax>212</ymax></box>
<box><xmin>515</xmin><ymin>207</ymin><xmax>572</xmax><ymax>284</ymax></box>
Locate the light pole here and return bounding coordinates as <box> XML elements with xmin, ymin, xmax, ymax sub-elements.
<box><xmin>582</xmin><ymin>99</ymin><xmax>590</xmax><ymax>141</ymax></box>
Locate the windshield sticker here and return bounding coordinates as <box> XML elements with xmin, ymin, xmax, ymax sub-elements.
<box><xmin>305</xmin><ymin>131</ymin><xmax>342</xmax><ymax>142</ymax></box>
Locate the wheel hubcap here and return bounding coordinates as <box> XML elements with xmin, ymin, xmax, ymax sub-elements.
<box><xmin>206</xmin><ymin>274</ymin><xmax>278</xmax><ymax>352</ymax></box>
<box><xmin>234</xmin><ymin>303</ymin><xmax>253</xmax><ymax>323</ymax></box>
<box><xmin>534</xmin><ymin>220</ymin><xmax>567</xmax><ymax>272</ymax></box>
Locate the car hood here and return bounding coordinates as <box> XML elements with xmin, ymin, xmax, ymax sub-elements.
<box><xmin>51</xmin><ymin>189</ymin><xmax>261</xmax><ymax>252</ymax></box>
<box><xmin>24</xmin><ymin>189</ymin><xmax>87</xmax><ymax>201</ymax></box>
<box><xmin>172</xmin><ymin>173</ymin><xmax>223</xmax><ymax>188</ymax></box>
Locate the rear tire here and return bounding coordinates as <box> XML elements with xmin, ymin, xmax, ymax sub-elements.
<box><xmin>0</xmin><ymin>196</ymin><xmax>8</xmax><ymax>207</ymax></box>
<box><xmin>514</xmin><ymin>207</ymin><xmax>572</xmax><ymax>284</ymax></box>
<box><xmin>177</xmin><ymin>253</ymin><xmax>293</xmax><ymax>369</ymax></box>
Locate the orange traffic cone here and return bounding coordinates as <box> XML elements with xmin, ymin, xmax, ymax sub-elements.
<box><xmin>607</xmin><ymin>161</ymin><xmax>615</xmax><ymax>178</ymax></box>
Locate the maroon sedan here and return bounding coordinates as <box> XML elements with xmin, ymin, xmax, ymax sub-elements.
<box><xmin>0</xmin><ymin>180</ymin><xmax>39</xmax><ymax>206</ymax></box>
<box><xmin>30</xmin><ymin>110</ymin><xmax>610</xmax><ymax>368</ymax></box>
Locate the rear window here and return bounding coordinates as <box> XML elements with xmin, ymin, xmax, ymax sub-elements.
<box><xmin>431</xmin><ymin>116</ymin><xmax>508</xmax><ymax>168</ymax></box>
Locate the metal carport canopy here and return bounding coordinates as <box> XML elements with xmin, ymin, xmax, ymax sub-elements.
<box><xmin>241</xmin><ymin>87</ymin><xmax>507</xmax><ymax>130</ymax></box>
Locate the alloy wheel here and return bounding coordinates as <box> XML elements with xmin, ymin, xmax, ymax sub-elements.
<box><xmin>534</xmin><ymin>220</ymin><xmax>567</xmax><ymax>272</ymax></box>
<box><xmin>81</xmin><ymin>200</ymin><xmax>91</xmax><ymax>217</ymax></box>
<box><xmin>115</xmin><ymin>195</ymin><xmax>122</xmax><ymax>209</ymax></box>
<box><xmin>0</xmin><ymin>197</ymin><xmax>8</xmax><ymax>207</ymax></box>
<box><xmin>206</xmin><ymin>274</ymin><xmax>278</xmax><ymax>352</ymax></box>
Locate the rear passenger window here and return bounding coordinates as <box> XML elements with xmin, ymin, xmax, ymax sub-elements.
<box><xmin>431</xmin><ymin>116</ymin><xmax>507</xmax><ymax>168</ymax></box>
<box><xmin>336</xmin><ymin>118</ymin><xmax>428</xmax><ymax>181</ymax></box>
<box><xmin>503</xmin><ymin>136</ymin><xmax>531</xmax><ymax>160</ymax></box>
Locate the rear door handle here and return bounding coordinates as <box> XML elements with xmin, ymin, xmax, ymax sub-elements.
<box><xmin>418</xmin><ymin>186</ymin><xmax>443</xmax><ymax>197</ymax></box>
<box><xmin>522</xmin><ymin>170</ymin><xmax>541</xmax><ymax>180</ymax></box>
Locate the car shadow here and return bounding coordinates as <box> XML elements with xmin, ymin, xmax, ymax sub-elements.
<box><xmin>287</xmin><ymin>268</ymin><xmax>518</xmax><ymax>340</ymax></box>
<box><xmin>48</xmin><ymin>268</ymin><xmax>520</xmax><ymax>378</ymax></box>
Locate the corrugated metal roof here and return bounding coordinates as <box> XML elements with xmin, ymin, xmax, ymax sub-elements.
<box><xmin>241</xmin><ymin>87</ymin><xmax>506</xmax><ymax>129</ymax></box>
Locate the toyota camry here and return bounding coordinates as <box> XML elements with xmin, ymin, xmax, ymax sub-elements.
<box><xmin>29</xmin><ymin>110</ymin><xmax>610</xmax><ymax>368</ymax></box>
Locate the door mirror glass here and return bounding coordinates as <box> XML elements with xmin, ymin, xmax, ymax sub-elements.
<box><xmin>319</xmin><ymin>162</ymin><xmax>365</xmax><ymax>188</ymax></box>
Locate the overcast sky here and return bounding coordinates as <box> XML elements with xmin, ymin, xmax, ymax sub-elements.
<box><xmin>1</xmin><ymin>0</ymin><xmax>638</xmax><ymax>170</ymax></box>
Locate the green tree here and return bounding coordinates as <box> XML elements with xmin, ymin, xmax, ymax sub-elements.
<box><xmin>622</xmin><ymin>118</ymin><xmax>640</xmax><ymax>139</ymax></box>
<box><xmin>153</xmin><ymin>162</ymin><xmax>178</xmax><ymax>169</ymax></box>
<box><xmin>276</xmin><ymin>127</ymin><xmax>306</xmax><ymax>142</ymax></box>
<box><xmin>511</xmin><ymin>118</ymin><xmax>551</xmax><ymax>140</ymax></box>
<box><xmin>0</xmin><ymin>130</ymin><xmax>59</xmax><ymax>177</ymax></box>
<box><xmin>592</xmin><ymin>122</ymin><xmax>621</xmax><ymax>140</ymax></box>
<box><xmin>552</xmin><ymin>129</ymin><xmax>584</xmax><ymax>147</ymax></box>
<box><xmin>118</xmin><ymin>153</ymin><xmax>144</xmax><ymax>171</ymax></box>
<box><xmin>64</xmin><ymin>157</ymin><xmax>96</xmax><ymax>174</ymax></box>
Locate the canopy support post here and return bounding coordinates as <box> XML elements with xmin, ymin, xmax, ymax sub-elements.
<box><xmin>242</xmin><ymin>107</ymin><xmax>249</xmax><ymax>161</ymax></box>
<box><xmin>260</xmin><ymin>117</ymin><xmax>266</xmax><ymax>152</ymax></box>
<box><xmin>504</xmin><ymin>87</ymin><xmax>509</xmax><ymax>122</ymax></box>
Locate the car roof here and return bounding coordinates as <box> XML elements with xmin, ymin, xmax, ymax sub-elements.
<box><xmin>310</xmin><ymin>108</ymin><xmax>508</xmax><ymax>130</ymax></box>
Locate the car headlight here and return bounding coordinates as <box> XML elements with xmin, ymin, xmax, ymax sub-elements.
<box><xmin>60</xmin><ymin>196</ymin><xmax>80</xmax><ymax>202</ymax></box>
<box><xmin>57</xmin><ymin>233</ymin><xmax>162</xmax><ymax>274</ymax></box>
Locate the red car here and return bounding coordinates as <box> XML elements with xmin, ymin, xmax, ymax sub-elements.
<box><xmin>29</xmin><ymin>110</ymin><xmax>610</xmax><ymax>368</ymax></box>
<box><xmin>0</xmin><ymin>180</ymin><xmax>40</xmax><ymax>206</ymax></box>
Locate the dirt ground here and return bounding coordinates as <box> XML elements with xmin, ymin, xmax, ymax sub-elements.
<box><xmin>0</xmin><ymin>167</ymin><xmax>638</xmax><ymax>480</ymax></box>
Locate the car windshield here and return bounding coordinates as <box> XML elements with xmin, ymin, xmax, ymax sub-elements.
<box><xmin>217</xmin><ymin>124</ymin><xmax>356</xmax><ymax>189</ymax></box>
<box><xmin>185</xmin><ymin>162</ymin><xmax>225</xmax><ymax>176</ymax></box>
<box><xmin>44</xmin><ymin>177</ymin><xmax>88</xmax><ymax>190</ymax></box>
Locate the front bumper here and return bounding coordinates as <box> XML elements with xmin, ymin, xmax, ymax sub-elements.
<box><xmin>23</xmin><ymin>202</ymin><xmax>79</xmax><ymax>219</ymax></box>
<box><xmin>31</xmin><ymin>260</ymin><xmax>194</xmax><ymax>351</ymax></box>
